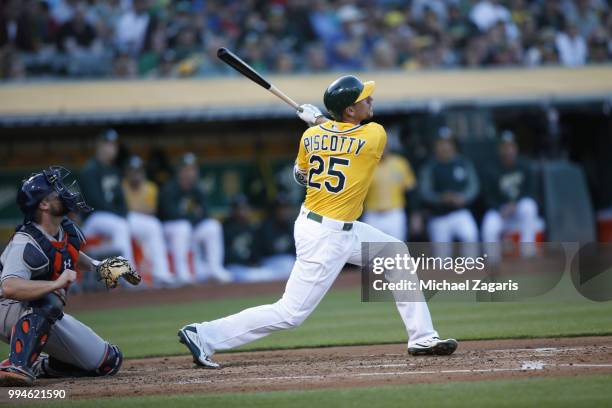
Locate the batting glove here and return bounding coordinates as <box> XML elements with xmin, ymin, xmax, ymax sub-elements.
<box><xmin>297</xmin><ymin>104</ymin><xmax>324</xmax><ymax>126</ymax></box>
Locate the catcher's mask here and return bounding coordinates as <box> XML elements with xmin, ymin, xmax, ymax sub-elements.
<box><xmin>17</xmin><ymin>166</ymin><xmax>92</xmax><ymax>221</ymax></box>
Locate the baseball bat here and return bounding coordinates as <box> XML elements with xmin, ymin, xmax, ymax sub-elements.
<box><xmin>217</xmin><ymin>47</ymin><xmax>302</xmax><ymax>111</ymax></box>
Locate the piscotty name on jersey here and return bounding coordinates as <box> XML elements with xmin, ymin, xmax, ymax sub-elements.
<box><xmin>302</xmin><ymin>133</ymin><xmax>367</xmax><ymax>155</ymax></box>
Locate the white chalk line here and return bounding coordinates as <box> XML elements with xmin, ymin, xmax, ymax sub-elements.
<box><xmin>349</xmin><ymin>347</ymin><xmax>599</xmax><ymax>368</ymax></box>
<box><xmin>488</xmin><ymin>347</ymin><xmax>589</xmax><ymax>354</ymax></box>
<box><xmin>345</xmin><ymin>347</ymin><xmax>594</xmax><ymax>369</ymax></box>
<box><xmin>173</xmin><ymin>361</ymin><xmax>612</xmax><ymax>385</ymax></box>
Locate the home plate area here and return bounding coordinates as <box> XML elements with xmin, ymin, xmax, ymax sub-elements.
<box><xmin>27</xmin><ymin>336</ymin><xmax>612</xmax><ymax>400</ymax></box>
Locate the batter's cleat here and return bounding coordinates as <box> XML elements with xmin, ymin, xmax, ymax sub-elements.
<box><xmin>0</xmin><ymin>364</ymin><xmax>35</xmax><ymax>387</ymax></box>
<box><xmin>408</xmin><ymin>337</ymin><xmax>458</xmax><ymax>356</ymax></box>
<box><xmin>178</xmin><ymin>324</ymin><xmax>220</xmax><ymax>369</ymax></box>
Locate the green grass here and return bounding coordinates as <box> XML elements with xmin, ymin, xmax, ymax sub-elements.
<box><xmin>1</xmin><ymin>285</ymin><xmax>611</xmax><ymax>359</ymax></box>
<box><xmin>17</xmin><ymin>375</ymin><xmax>612</xmax><ymax>408</ymax></box>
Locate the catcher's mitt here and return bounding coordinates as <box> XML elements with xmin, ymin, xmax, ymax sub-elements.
<box><xmin>97</xmin><ymin>256</ymin><xmax>141</xmax><ymax>289</ymax></box>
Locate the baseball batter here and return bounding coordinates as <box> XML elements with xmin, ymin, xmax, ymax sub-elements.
<box><xmin>0</xmin><ymin>167</ymin><xmax>138</xmax><ymax>386</ymax></box>
<box><xmin>178</xmin><ymin>76</ymin><xmax>457</xmax><ymax>368</ymax></box>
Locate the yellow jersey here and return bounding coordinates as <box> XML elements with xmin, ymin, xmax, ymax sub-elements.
<box><xmin>365</xmin><ymin>153</ymin><xmax>416</xmax><ymax>211</ymax></box>
<box><xmin>122</xmin><ymin>180</ymin><xmax>159</xmax><ymax>215</ymax></box>
<box><xmin>296</xmin><ymin>120</ymin><xmax>387</xmax><ymax>221</ymax></box>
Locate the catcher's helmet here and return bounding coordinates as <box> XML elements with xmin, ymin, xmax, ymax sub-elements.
<box><xmin>323</xmin><ymin>75</ymin><xmax>375</xmax><ymax>120</ymax></box>
<box><xmin>17</xmin><ymin>166</ymin><xmax>91</xmax><ymax>221</ymax></box>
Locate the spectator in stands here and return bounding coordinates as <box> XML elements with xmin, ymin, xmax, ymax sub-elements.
<box><xmin>419</xmin><ymin>128</ymin><xmax>480</xmax><ymax>255</ymax></box>
<box><xmin>587</xmin><ymin>27</ymin><xmax>610</xmax><ymax>62</ymax></box>
<box><xmin>329</xmin><ymin>5</ymin><xmax>369</xmax><ymax>71</ymax></box>
<box><xmin>556</xmin><ymin>21</ymin><xmax>588</xmax><ymax>66</ymax></box>
<box><xmin>525</xmin><ymin>28</ymin><xmax>560</xmax><ymax>66</ymax></box>
<box><xmin>257</xmin><ymin>195</ymin><xmax>295</xmax><ymax>280</ymax></box>
<box><xmin>447</xmin><ymin>4</ymin><xmax>475</xmax><ymax>46</ymax></box>
<box><xmin>158</xmin><ymin>153</ymin><xmax>231</xmax><ymax>284</ymax></box>
<box><xmin>122</xmin><ymin>155</ymin><xmax>174</xmax><ymax>287</ymax></box>
<box><xmin>80</xmin><ymin>129</ymin><xmax>134</xmax><ymax>266</ymax></box>
<box><xmin>56</xmin><ymin>3</ymin><xmax>95</xmax><ymax>53</ymax></box>
<box><xmin>113</xmin><ymin>51</ymin><xmax>137</xmax><ymax>78</ymax></box>
<box><xmin>304</xmin><ymin>43</ymin><xmax>328</xmax><ymax>72</ymax></box>
<box><xmin>370</xmin><ymin>39</ymin><xmax>398</xmax><ymax>69</ymax></box>
<box><xmin>412</xmin><ymin>0</ymin><xmax>448</xmax><ymax>24</ymax></box>
<box><xmin>470</xmin><ymin>0</ymin><xmax>512</xmax><ymax>32</ymax></box>
<box><xmin>568</xmin><ymin>0</ymin><xmax>601</xmax><ymax>38</ymax></box>
<box><xmin>115</xmin><ymin>0</ymin><xmax>154</xmax><ymax>56</ymax></box>
<box><xmin>464</xmin><ymin>34</ymin><xmax>490</xmax><ymax>66</ymax></box>
<box><xmin>14</xmin><ymin>0</ymin><xmax>57</xmax><ymax>52</ymax></box>
<box><xmin>56</xmin><ymin>3</ymin><xmax>110</xmax><ymax>77</ymax></box>
<box><xmin>197</xmin><ymin>36</ymin><xmax>231</xmax><ymax>75</ymax></box>
<box><xmin>1</xmin><ymin>0</ymin><xmax>611</xmax><ymax>79</ymax></box>
<box><xmin>363</xmin><ymin>142</ymin><xmax>417</xmax><ymax>242</ymax></box>
<box><xmin>481</xmin><ymin>131</ymin><xmax>540</xmax><ymax>260</ymax></box>
<box><xmin>50</xmin><ymin>0</ymin><xmax>77</xmax><ymax>26</ymax></box>
<box><xmin>537</xmin><ymin>0</ymin><xmax>566</xmax><ymax>31</ymax></box>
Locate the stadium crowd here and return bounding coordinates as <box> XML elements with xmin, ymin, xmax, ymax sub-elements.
<box><xmin>1</xmin><ymin>0</ymin><xmax>611</xmax><ymax>79</ymax></box>
<box><xmin>73</xmin><ymin>127</ymin><xmax>540</xmax><ymax>289</ymax></box>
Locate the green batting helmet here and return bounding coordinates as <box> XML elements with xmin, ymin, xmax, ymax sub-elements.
<box><xmin>323</xmin><ymin>75</ymin><xmax>375</xmax><ymax>120</ymax></box>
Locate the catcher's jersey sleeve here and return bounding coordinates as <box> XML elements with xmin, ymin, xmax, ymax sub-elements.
<box><xmin>296</xmin><ymin>120</ymin><xmax>387</xmax><ymax>221</ymax></box>
<box><xmin>0</xmin><ymin>234</ymin><xmax>32</xmax><ymax>283</ymax></box>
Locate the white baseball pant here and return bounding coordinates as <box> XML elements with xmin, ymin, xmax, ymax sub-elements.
<box><xmin>428</xmin><ymin>209</ymin><xmax>479</xmax><ymax>258</ymax></box>
<box><xmin>127</xmin><ymin>212</ymin><xmax>174</xmax><ymax>286</ymax></box>
<box><xmin>82</xmin><ymin>211</ymin><xmax>134</xmax><ymax>265</ymax></box>
<box><xmin>363</xmin><ymin>208</ymin><xmax>407</xmax><ymax>241</ymax></box>
<box><xmin>194</xmin><ymin>207</ymin><xmax>439</xmax><ymax>355</ymax></box>
<box><xmin>482</xmin><ymin>197</ymin><xmax>540</xmax><ymax>261</ymax></box>
<box><xmin>164</xmin><ymin>218</ymin><xmax>230</xmax><ymax>284</ymax></box>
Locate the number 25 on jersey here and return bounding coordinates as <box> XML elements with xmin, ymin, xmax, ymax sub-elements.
<box><xmin>307</xmin><ymin>155</ymin><xmax>349</xmax><ymax>193</ymax></box>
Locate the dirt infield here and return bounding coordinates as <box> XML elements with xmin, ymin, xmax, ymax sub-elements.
<box><xmin>14</xmin><ymin>336</ymin><xmax>611</xmax><ymax>400</ymax></box>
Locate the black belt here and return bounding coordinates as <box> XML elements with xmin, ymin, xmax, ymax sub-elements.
<box><xmin>306</xmin><ymin>211</ymin><xmax>353</xmax><ymax>231</ymax></box>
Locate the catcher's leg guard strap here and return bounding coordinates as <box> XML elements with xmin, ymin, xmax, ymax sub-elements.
<box><xmin>28</xmin><ymin>293</ymin><xmax>65</xmax><ymax>324</ymax></box>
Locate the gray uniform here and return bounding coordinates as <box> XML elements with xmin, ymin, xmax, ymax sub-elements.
<box><xmin>0</xmin><ymin>224</ymin><xmax>107</xmax><ymax>372</ymax></box>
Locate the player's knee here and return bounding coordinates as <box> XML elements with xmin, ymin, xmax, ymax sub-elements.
<box><xmin>283</xmin><ymin>313</ymin><xmax>307</xmax><ymax>328</ymax></box>
<box><xmin>276</xmin><ymin>302</ymin><xmax>308</xmax><ymax>329</ymax></box>
<box><xmin>93</xmin><ymin>344</ymin><xmax>123</xmax><ymax>377</ymax></box>
<box><xmin>29</xmin><ymin>293</ymin><xmax>64</xmax><ymax>323</ymax></box>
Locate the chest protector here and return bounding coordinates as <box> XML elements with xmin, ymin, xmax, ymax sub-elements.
<box><xmin>18</xmin><ymin>219</ymin><xmax>84</xmax><ymax>281</ymax></box>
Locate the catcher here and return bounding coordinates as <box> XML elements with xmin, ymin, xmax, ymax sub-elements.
<box><xmin>0</xmin><ymin>166</ymin><xmax>141</xmax><ymax>387</ymax></box>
